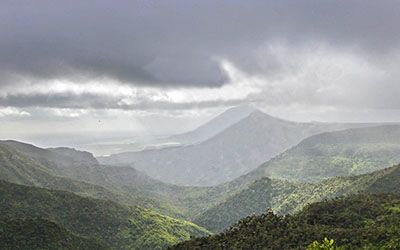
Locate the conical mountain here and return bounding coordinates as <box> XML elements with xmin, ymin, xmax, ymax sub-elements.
<box><xmin>101</xmin><ymin>108</ymin><xmax>350</xmax><ymax>186</ymax></box>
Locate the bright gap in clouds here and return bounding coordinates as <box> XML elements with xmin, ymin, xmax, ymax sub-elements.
<box><xmin>0</xmin><ymin>107</ymin><xmax>30</xmax><ymax>117</ymax></box>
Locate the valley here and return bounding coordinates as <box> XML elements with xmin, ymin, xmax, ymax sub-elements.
<box><xmin>3</xmin><ymin>3</ymin><xmax>399</xmax><ymax>249</ymax></box>
<box><xmin>2</xmin><ymin>111</ymin><xmax>400</xmax><ymax>249</ymax></box>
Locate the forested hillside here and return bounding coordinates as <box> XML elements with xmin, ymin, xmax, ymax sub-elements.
<box><xmin>193</xmin><ymin>178</ymin><xmax>297</xmax><ymax>231</ymax></box>
<box><xmin>3</xmin><ymin>0</ymin><xmax>400</xmax><ymax>249</ymax></box>
<box><xmin>2</xmin><ymin>135</ymin><xmax>400</xmax><ymax>245</ymax></box>
<box><xmin>0</xmin><ymin>218</ymin><xmax>106</xmax><ymax>250</ymax></box>
<box><xmin>0</xmin><ymin>140</ymin><xmax>192</xmax><ymax>218</ymax></box>
<box><xmin>0</xmin><ymin>180</ymin><xmax>209</xmax><ymax>250</ymax></box>
<box><xmin>194</xmin><ymin>164</ymin><xmax>400</xmax><ymax>232</ymax></box>
<box><xmin>248</xmin><ymin>125</ymin><xmax>400</xmax><ymax>183</ymax></box>
<box><xmin>3</xmin><ymin>138</ymin><xmax>400</xmax><ymax>236</ymax></box>
<box><xmin>190</xmin><ymin>125</ymin><xmax>400</xmax><ymax>231</ymax></box>
<box><xmin>173</xmin><ymin>193</ymin><xmax>400</xmax><ymax>249</ymax></box>
<box><xmin>0</xmin><ymin>140</ymin><xmax>236</xmax><ymax>223</ymax></box>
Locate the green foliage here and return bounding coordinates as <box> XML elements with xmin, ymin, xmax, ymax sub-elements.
<box><xmin>0</xmin><ymin>180</ymin><xmax>209</xmax><ymax>250</ymax></box>
<box><xmin>194</xmin><ymin>161</ymin><xmax>400</xmax><ymax>233</ymax></box>
<box><xmin>0</xmin><ymin>139</ymin><xmax>255</xmax><ymax>224</ymax></box>
<box><xmin>188</xmin><ymin>126</ymin><xmax>400</xmax><ymax>233</ymax></box>
<box><xmin>3</xmin><ymin>133</ymin><xmax>400</xmax><ymax>248</ymax></box>
<box><xmin>0</xmin><ymin>218</ymin><xmax>106</xmax><ymax>250</ymax></box>
<box><xmin>193</xmin><ymin>178</ymin><xmax>297</xmax><ymax>231</ymax></box>
<box><xmin>0</xmin><ymin>141</ymin><xmax>188</xmax><ymax>217</ymax></box>
<box><xmin>172</xmin><ymin>193</ymin><xmax>400</xmax><ymax>250</ymax></box>
<box><xmin>306</xmin><ymin>238</ymin><xmax>339</xmax><ymax>250</ymax></box>
<box><xmin>250</xmin><ymin>125</ymin><xmax>400</xmax><ymax>183</ymax></box>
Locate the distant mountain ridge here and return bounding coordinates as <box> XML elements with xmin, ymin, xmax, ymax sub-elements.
<box><xmin>100</xmin><ymin>107</ymin><xmax>379</xmax><ymax>186</ymax></box>
<box><xmin>246</xmin><ymin>124</ymin><xmax>400</xmax><ymax>183</ymax></box>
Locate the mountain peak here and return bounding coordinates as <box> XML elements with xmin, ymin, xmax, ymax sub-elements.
<box><xmin>222</xmin><ymin>105</ymin><xmax>257</xmax><ymax>115</ymax></box>
<box><xmin>248</xmin><ymin>109</ymin><xmax>268</xmax><ymax>117</ymax></box>
<box><xmin>168</xmin><ymin>105</ymin><xmax>257</xmax><ymax>145</ymax></box>
<box><xmin>245</xmin><ymin>109</ymin><xmax>288</xmax><ymax>123</ymax></box>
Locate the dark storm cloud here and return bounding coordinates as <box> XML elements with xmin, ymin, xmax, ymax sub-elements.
<box><xmin>1</xmin><ymin>0</ymin><xmax>400</xmax><ymax>89</ymax></box>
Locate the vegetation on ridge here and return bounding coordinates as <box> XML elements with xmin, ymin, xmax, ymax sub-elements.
<box><xmin>0</xmin><ymin>218</ymin><xmax>106</xmax><ymax>250</ymax></box>
<box><xmin>172</xmin><ymin>193</ymin><xmax>400</xmax><ymax>249</ymax></box>
<box><xmin>194</xmin><ymin>164</ymin><xmax>400</xmax><ymax>232</ymax></box>
<box><xmin>249</xmin><ymin>125</ymin><xmax>400</xmax><ymax>183</ymax></box>
<box><xmin>0</xmin><ymin>180</ymin><xmax>209</xmax><ymax>250</ymax></box>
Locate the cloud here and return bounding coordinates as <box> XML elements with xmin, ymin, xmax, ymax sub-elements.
<box><xmin>0</xmin><ymin>107</ymin><xmax>30</xmax><ymax>117</ymax></box>
<box><xmin>0</xmin><ymin>61</ymin><xmax>259</xmax><ymax>110</ymax></box>
<box><xmin>1</xmin><ymin>42</ymin><xmax>400</xmax><ymax>113</ymax></box>
<box><xmin>2</xmin><ymin>0</ymin><xmax>400</xmax><ymax>88</ymax></box>
<box><xmin>0</xmin><ymin>0</ymin><xmax>400</xmax><ymax>125</ymax></box>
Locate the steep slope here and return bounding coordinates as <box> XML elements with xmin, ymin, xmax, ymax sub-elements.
<box><xmin>1</xmin><ymin>140</ymin><xmax>247</xmax><ymax>221</ymax></box>
<box><xmin>0</xmin><ymin>180</ymin><xmax>209</xmax><ymax>250</ymax></box>
<box><xmin>0</xmin><ymin>140</ymin><xmax>187</xmax><ymax>218</ymax></box>
<box><xmin>0</xmin><ymin>218</ymin><xmax>106</xmax><ymax>250</ymax></box>
<box><xmin>101</xmin><ymin>110</ymin><xmax>360</xmax><ymax>186</ymax></box>
<box><xmin>247</xmin><ymin>125</ymin><xmax>400</xmax><ymax>183</ymax></box>
<box><xmin>1</xmin><ymin>140</ymin><xmax>106</xmax><ymax>185</ymax></box>
<box><xmin>167</xmin><ymin>105</ymin><xmax>256</xmax><ymax>145</ymax></box>
<box><xmin>193</xmin><ymin>178</ymin><xmax>297</xmax><ymax>231</ymax></box>
<box><xmin>195</xmin><ymin>164</ymin><xmax>400</xmax><ymax>232</ymax></box>
<box><xmin>172</xmin><ymin>193</ymin><xmax>400</xmax><ymax>249</ymax></box>
<box><xmin>80</xmin><ymin>106</ymin><xmax>256</xmax><ymax>156</ymax></box>
<box><xmin>275</xmin><ymin>164</ymin><xmax>400</xmax><ymax>214</ymax></box>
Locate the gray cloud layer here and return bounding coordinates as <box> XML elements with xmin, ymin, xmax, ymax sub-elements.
<box><xmin>1</xmin><ymin>0</ymin><xmax>400</xmax><ymax>115</ymax></box>
<box><xmin>2</xmin><ymin>0</ymin><xmax>400</xmax><ymax>87</ymax></box>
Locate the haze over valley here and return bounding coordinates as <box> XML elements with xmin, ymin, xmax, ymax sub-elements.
<box><xmin>2</xmin><ymin>1</ymin><xmax>400</xmax><ymax>249</ymax></box>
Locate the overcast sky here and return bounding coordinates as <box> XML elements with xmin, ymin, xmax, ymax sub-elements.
<box><xmin>1</xmin><ymin>0</ymin><xmax>400</xmax><ymax>146</ymax></box>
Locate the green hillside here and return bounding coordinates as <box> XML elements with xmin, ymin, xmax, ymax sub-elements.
<box><xmin>188</xmin><ymin>125</ymin><xmax>400</xmax><ymax>232</ymax></box>
<box><xmin>188</xmin><ymin>125</ymin><xmax>400</xmax><ymax>230</ymax></box>
<box><xmin>276</xmin><ymin>164</ymin><xmax>400</xmax><ymax>215</ymax></box>
<box><xmin>173</xmin><ymin>193</ymin><xmax>400</xmax><ymax>249</ymax></box>
<box><xmin>193</xmin><ymin>178</ymin><xmax>296</xmax><ymax>231</ymax></box>
<box><xmin>0</xmin><ymin>218</ymin><xmax>106</xmax><ymax>250</ymax></box>
<box><xmin>249</xmin><ymin>125</ymin><xmax>400</xmax><ymax>183</ymax></box>
<box><xmin>0</xmin><ymin>180</ymin><xmax>209</xmax><ymax>249</ymax></box>
<box><xmin>0</xmin><ymin>140</ymin><xmax>189</xmax><ymax>218</ymax></box>
<box><xmin>194</xmin><ymin>164</ymin><xmax>400</xmax><ymax>232</ymax></box>
<box><xmin>0</xmin><ymin>140</ymin><xmax>249</xmax><ymax>221</ymax></box>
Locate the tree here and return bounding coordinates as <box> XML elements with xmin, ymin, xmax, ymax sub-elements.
<box><xmin>306</xmin><ymin>237</ymin><xmax>340</xmax><ymax>250</ymax></box>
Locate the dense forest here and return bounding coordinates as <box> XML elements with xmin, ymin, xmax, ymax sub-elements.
<box><xmin>1</xmin><ymin>127</ymin><xmax>400</xmax><ymax>249</ymax></box>
<box><xmin>0</xmin><ymin>180</ymin><xmax>208</xmax><ymax>249</ymax></box>
<box><xmin>2</xmin><ymin>1</ymin><xmax>400</xmax><ymax>248</ymax></box>
<box><xmin>0</xmin><ymin>218</ymin><xmax>106</xmax><ymax>250</ymax></box>
<box><xmin>195</xmin><ymin>164</ymin><xmax>400</xmax><ymax>232</ymax></box>
<box><xmin>248</xmin><ymin>125</ymin><xmax>400</xmax><ymax>182</ymax></box>
<box><xmin>173</xmin><ymin>193</ymin><xmax>400</xmax><ymax>249</ymax></box>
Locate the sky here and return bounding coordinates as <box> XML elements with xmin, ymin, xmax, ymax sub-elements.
<box><xmin>1</xmin><ymin>0</ymin><xmax>400</xmax><ymax>147</ymax></box>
